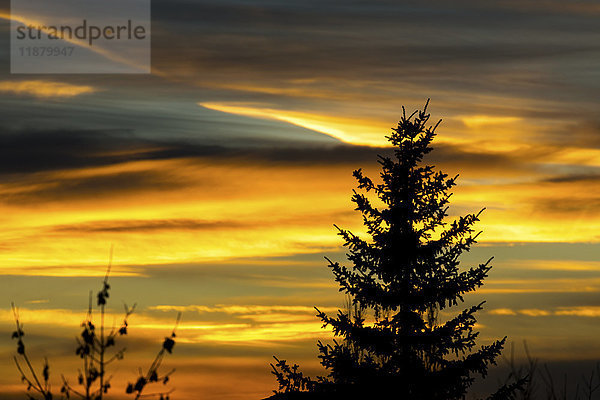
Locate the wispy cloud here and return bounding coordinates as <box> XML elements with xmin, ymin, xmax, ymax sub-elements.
<box><xmin>479</xmin><ymin>277</ymin><xmax>600</xmax><ymax>294</ymax></box>
<box><xmin>23</xmin><ymin>299</ymin><xmax>49</xmax><ymax>304</ymax></box>
<box><xmin>0</xmin><ymin>80</ymin><xmax>96</xmax><ymax>98</ymax></box>
<box><xmin>501</xmin><ymin>259</ymin><xmax>600</xmax><ymax>271</ymax></box>
<box><xmin>488</xmin><ymin>308</ymin><xmax>516</xmax><ymax>316</ymax></box>
<box><xmin>199</xmin><ymin>102</ymin><xmax>389</xmax><ymax>146</ymax></box>
<box><xmin>490</xmin><ymin>306</ymin><xmax>600</xmax><ymax>317</ymax></box>
<box><xmin>555</xmin><ymin>306</ymin><xmax>600</xmax><ymax>317</ymax></box>
<box><xmin>149</xmin><ymin>304</ymin><xmax>339</xmax><ymax>315</ymax></box>
<box><xmin>0</xmin><ymin>305</ymin><xmax>336</xmax><ymax>345</ymax></box>
<box><xmin>460</xmin><ymin>115</ymin><xmax>522</xmax><ymax>129</ymax></box>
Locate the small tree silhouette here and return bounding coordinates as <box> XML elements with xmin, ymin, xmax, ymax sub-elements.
<box><xmin>11</xmin><ymin>251</ymin><xmax>179</xmax><ymax>400</ymax></box>
<box><xmin>271</xmin><ymin>101</ymin><xmax>524</xmax><ymax>399</ymax></box>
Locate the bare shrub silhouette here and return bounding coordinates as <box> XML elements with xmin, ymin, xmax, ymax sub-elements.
<box><xmin>498</xmin><ymin>342</ymin><xmax>600</xmax><ymax>400</ymax></box>
<box><xmin>125</xmin><ymin>313</ymin><xmax>180</xmax><ymax>400</ymax></box>
<box><xmin>11</xmin><ymin>304</ymin><xmax>53</xmax><ymax>400</ymax></box>
<box><xmin>11</xmin><ymin>252</ymin><xmax>180</xmax><ymax>400</ymax></box>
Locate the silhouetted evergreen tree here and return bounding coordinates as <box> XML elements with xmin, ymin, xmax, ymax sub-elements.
<box><xmin>270</xmin><ymin>101</ymin><xmax>521</xmax><ymax>400</ymax></box>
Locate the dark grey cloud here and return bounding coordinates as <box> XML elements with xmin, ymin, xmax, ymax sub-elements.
<box><xmin>0</xmin><ymin>129</ymin><xmax>141</xmax><ymax>174</ymax></box>
<box><xmin>3</xmin><ymin>122</ymin><xmax>582</xmax><ymax>205</ymax></box>
<box><xmin>148</xmin><ymin>0</ymin><xmax>600</xmax><ymax>104</ymax></box>
<box><xmin>0</xmin><ymin>126</ymin><xmax>546</xmax><ymax>175</ymax></box>
<box><xmin>0</xmin><ymin>0</ymin><xmax>597</xmax><ymax>206</ymax></box>
<box><xmin>529</xmin><ymin>196</ymin><xmax>600</xmax><ymax>216</ymax></box>
<box><xmin>539</xmin><ymin>120</ymin><xmax>600</xmax><ymax>149</ymax></box>
<box><xmin>427</xmin><ymin>143</ymin><xmax>534</xmax><ymax>171</ymax></box>
<box><xmin>2</xmin><ymin>0</ymin><xmax>598</xmax><ymax>110</ymax></box>
<box><xmin>541</xmin><ymin>173</ymin><xmax>600</xmax><ymax>184</ymax></box>
<box><xmin>1</xmin><ymin>0</ymin><xmax>599</xmax><ymax>156</ymax></box>
<box><xmin>0</xmin><ymin>94</ymin><xmax>340</xmax><ymax>145</ymax></box>
<box><xmin>0</xmin><ymin>127</ymin><xmax>350</xmax><ymax>176</ymax></box>
<box><xmin>0</xmin><ymin>170</ymin><xmax>187</xmax><ymax>204</ymax></box>
<box><xmin>5</xmin><ymin>123</ymin><xmax>600</xmax><ymax>206</ymax></box>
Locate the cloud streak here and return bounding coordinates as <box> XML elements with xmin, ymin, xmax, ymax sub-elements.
<box><xmin>0</xmin><ymin>80</ymin><xmax>96</xmax><ymax>98</ymax></box>
<box><xmin>490</xmin><ymin>306</ymin><xmax>600</xmax><ymax>318</ymax></box>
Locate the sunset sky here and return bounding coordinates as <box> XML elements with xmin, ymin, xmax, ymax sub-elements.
<box><xmin>1</xmin><ymin>0</ymin><xmax>600</xmax><ymax>399</ymax></box>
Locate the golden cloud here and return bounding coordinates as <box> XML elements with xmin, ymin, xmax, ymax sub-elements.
<box><xmin>487</xmin><ymin>307</ymin><xmax>600</xmax><ymax>318</ymax></box>
<box><xmin>0</xmin><ymin>80</ymin><xmax>96</xmax><ymax>98</ymax></box>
